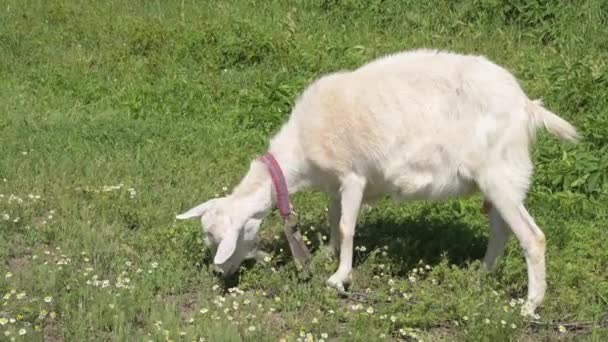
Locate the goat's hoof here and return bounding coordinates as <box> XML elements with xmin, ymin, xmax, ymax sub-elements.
<box><xmin>326</xmin><ymin>272</ymin><xmax>352</xmax><ymax>293</ymax></box>
<box><xmin>326</xmin><ymin>274</ymin><xmax>350</xmax><ymax>292</ymax></box>
<box><xmin>520</xmin><ymin>302</ymin><xmax>537</xmax><ymax>317</ymax></box>
<box><xmin>326</xmin><ymin>276</ymin><xmax>345</xmax><ymax>292</ymax></box>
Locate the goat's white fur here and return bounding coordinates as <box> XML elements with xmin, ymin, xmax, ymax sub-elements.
<box><xmin>177</xmin><ymin>49</ymin><xmax>578</xmax><ymax>315</ymax></box>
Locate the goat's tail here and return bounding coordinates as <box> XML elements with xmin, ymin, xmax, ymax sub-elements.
<box><xmin>527</xmin><ymin>99</ymin><xmax>580</xmax><ymax>143</ymax></box>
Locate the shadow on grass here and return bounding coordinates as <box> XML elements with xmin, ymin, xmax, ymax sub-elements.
<box><xmin>353</xmin><ymin>212</ymin><xmax>488</xmax><ymax>273</ymax></box>
<box><xmin>254</xmin><ymin>206</ymin><xmax>489</xmax><ymax>275</ymax></box>
<box><xmin>214</xmin><ymin>205</ymin><xmax>490</xmax><ymax>288</ymax></box>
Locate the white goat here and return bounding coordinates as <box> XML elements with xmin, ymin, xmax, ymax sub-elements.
<box><xmin>177</xmin><ymin>49</ymin><xmax>578</xmax><ymax>315</ymax></box>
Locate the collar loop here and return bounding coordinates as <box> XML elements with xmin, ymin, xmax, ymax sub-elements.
<box><xmin>260</xmin><ymin>153</ymin><xmax>291</xmax><ymax>220</ymax></box>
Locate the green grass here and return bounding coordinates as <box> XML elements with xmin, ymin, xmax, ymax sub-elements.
<box><xmin>1</xmin><ymin>0</ymin><xmax>608</xmax><ymax>340</ymax></box>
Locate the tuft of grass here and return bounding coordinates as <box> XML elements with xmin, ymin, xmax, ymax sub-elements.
<box><xmin>1</xmin><ymin>0</ymin><xmax>607</xmax><ymax>340</ymax></box>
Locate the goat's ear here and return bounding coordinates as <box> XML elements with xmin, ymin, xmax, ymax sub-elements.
<box><xmin>176</xmin><ymin>199</ymin><xmax>216</xmax><ymax>220</ymax></box>
<box><xmin>213</xmin><ymin>228</ymin><xmax>239</xmax><ymax>265</ymax></box>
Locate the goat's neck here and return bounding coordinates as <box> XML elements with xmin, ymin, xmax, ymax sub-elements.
<box><xmin>228</xmin><ymin>149</ymin><xmax>309</xmax><ymax>220</ymax></box>
<box><xmin>229</xmin><ymin>119</ymin><xmax>310</xmax><ymax>219</ymax></box>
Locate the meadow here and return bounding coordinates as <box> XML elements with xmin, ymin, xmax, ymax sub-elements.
<box><xmin>1</xmin><ymin>0</ymin><xmax>608</xmax><ymax>340</ymax></box>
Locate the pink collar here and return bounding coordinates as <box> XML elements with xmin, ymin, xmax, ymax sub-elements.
<box><xmin>260</xmin><ymin>153</ymin><xmax>291</xmax><ymax>220</ymax></box>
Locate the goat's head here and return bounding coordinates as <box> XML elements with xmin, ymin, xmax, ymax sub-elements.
<box><xmin>176</xmin><ymin>197</ymin><xmax>263</xmax><ymax>276</ymax></box>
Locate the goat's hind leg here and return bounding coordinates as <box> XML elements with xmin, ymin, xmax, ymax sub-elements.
<box><xmin>479</xmin><ymin>175</ymin><xmax>546</xmax><ymax>316</ymax></box>
<box><xmin>482</xmin><ymin>200</ymin><xmax>511</xmax><ymax>271</ymax></box>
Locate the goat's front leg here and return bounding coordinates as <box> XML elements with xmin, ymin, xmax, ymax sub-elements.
<box><xmin>326</xmin><ymin>174</ymin><xmax>366</xmax><ymax>292</ymax></box>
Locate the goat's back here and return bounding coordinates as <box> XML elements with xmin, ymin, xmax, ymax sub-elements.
<box><xmin>292</xmin><ymin>50</ymin><xmax>531</xmax><ymax>182</ymax></box>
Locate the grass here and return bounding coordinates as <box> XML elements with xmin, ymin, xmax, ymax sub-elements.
<box><xmin>1</xmin><ymin>0</ymin><xmax>608</xmax><ymax>340</ymax></box>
